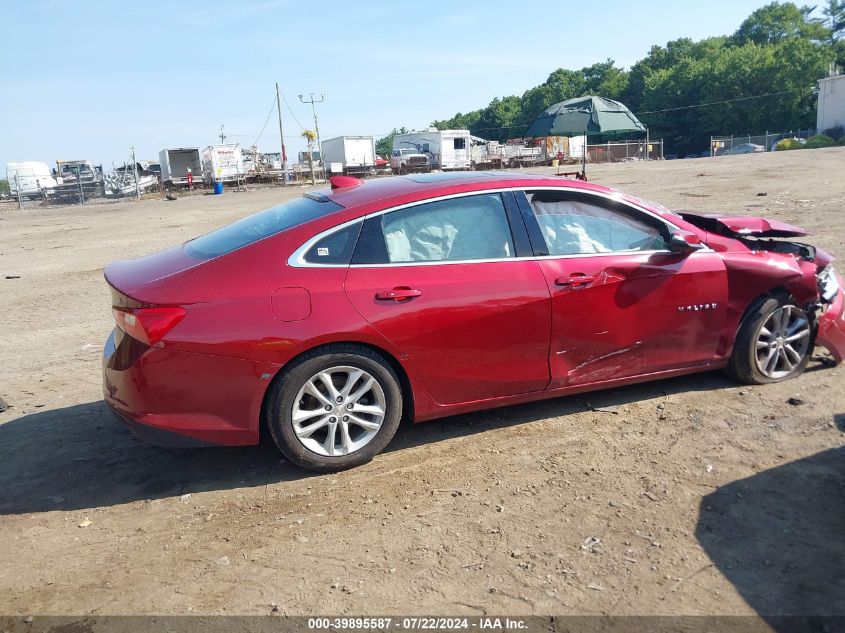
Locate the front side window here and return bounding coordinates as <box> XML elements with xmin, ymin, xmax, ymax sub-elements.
<box><xmin>380</xmin><ymin>193</ymin><xmax>515</xmax><ymax>263</ymax></box>
<box><xmin>526</xmin><ymin>191</ymin><xmax>669</xmax><ymax>256</ymax></box>
<box><xmin>454</xmin><ymin>138</ymin><xmax>466</xmax><ymax>150</ymax></box>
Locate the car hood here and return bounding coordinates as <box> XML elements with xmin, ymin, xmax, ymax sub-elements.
<box><xmin>679</xmin><ymin>211</ymin><xmax>808</xmax><ymax>238</ymax></box>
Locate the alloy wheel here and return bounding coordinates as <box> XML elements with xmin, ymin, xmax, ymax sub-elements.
<box><xmin>291</xmin><ymin>365</ymin><xmax>386</xmax><ymax>457</ymax></box>
<box><xmin>754</xmin><ymin>305</ymin><xmax>811</xmax><ymax>379</ymax></box>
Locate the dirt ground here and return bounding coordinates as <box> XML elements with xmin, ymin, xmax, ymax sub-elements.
<box><xmin>1</xmin><ymin>148</ymin><xmax>843</xmax><ymax>617</ymax></box>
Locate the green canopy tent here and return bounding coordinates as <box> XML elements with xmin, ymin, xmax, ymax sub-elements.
<box><xmin>523</xmin><ymin>96</ymin><xmax>647</xmax><ymax>180</ymax></box>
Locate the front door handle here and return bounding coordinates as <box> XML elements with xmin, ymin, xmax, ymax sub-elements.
<box><xmin>555</xmin><ymin>274</ymin><xmax>596</xmax><ymax>287</ymax></box>
<box><xmin>375</xmin><ymin>287</ymin><xmax>423</xmax><ymax>301</ymax></box>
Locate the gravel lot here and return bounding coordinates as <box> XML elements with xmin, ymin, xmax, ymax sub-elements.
<box><xmin>1</xmin><ymin>148</ymin><xmax>843</xmax><ymax>616</ymax></box>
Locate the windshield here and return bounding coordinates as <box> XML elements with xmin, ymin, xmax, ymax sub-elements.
<box><xmin>184</xmin><ymin>196</ymin><xmax>344</xmax><ymax>259</ymax></box>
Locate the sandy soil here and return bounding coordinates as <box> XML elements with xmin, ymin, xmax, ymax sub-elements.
<box><xmin>1</xmin><ymin>148</ymin><xmax>843</xmax><ymax>617</ymax></box>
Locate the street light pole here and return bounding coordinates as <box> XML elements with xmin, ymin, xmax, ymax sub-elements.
<box><xmin>299</xmin><ymin>92</ymin><xmax>325</xmax><ymax>180</ymax></box>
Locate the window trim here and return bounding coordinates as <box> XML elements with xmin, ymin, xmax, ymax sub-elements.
<box><xmin>288</xmin><ymin>186</ymin><xmax>704</xmax><ymax>268</ymax></box>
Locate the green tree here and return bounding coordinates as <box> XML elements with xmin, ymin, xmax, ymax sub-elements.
<box><xmin>426</xmin><ymin>2</ymin><xmax>837</xmax><ymax>154</ymax></box>
<box><xmin>732</xmin><ymin>2</ymin><xmax>830</xmax><ymax>44</ymax></box>
<box><xmin>0</xmin><ymin>180</ymin><xmax>9</xmax><ymax>196</ymax></box>
<box><xmin>376</xmin><ymin>127</ymin><xmax>408</xmax><ymax>157</ymax></box>
<box><xmin>816</xmin><ymin>0</ymin><xmax>845</xmax><ymax>39</ymax></box>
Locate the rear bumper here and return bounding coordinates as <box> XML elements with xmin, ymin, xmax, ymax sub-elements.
<box><xmin>817</xmin><ymin>275</ymin><xmax>845</xmax><ymax>364</ymax></box>
<box><xmin>102</xmin><ymin>328</ymin><xmax>279</xmax><ymax>447</ymax></box>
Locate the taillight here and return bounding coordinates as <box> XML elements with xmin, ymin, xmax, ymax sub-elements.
<box><xmin>113</xmin><ymin>306</ymin><xmax>186</xmax><ymax>345</ymax></box>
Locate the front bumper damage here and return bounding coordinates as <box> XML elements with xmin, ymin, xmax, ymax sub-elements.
<box><xmin>816</xmin><ymin>269</ymin><xmax>845</xmax><ymax>364</ymax></box>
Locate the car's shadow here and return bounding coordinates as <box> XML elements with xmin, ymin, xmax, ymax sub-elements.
<box><xmin>0</xmin><ymin>370</ymin><xmax>743</xmax><ymax>515</ymax></box>
<box><xmin>696</xmin><ymin>436</ymin><xmax>845</xmax><ymax>629</ymax></box>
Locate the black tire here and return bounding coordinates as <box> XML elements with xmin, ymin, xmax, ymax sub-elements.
<box><xmin>265</xmin><ymin>345</ymin><xmax>403</xmax><ymax>472</ymax></box>
<box><xmin>399</xmin><ymin>164</ymin><xmax>407</xmax><ymax>175</ymax></box>
<box><xmin>725</xmin><ymin>295</ymin><xmax>814</xmax><ymax>384</ymax></box>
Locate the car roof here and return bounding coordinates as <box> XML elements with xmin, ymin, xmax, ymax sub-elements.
<box><xmin>320</xmin><ymin>171</ymin><xmax>620</xmax><ymax>209</ymax></box>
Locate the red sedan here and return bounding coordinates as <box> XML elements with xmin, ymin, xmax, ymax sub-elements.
<box><xmin>103</xmin><ymin>173</ymin><xmax>845</xmax><ymax>471</ymax></box>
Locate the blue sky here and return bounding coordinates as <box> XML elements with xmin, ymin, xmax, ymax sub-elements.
<box><xmin>2</xmin><ymin>0</ymin><xmax>775</xmax><ymax>170</ymax></box>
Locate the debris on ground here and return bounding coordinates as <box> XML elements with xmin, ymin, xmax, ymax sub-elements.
<box><xmin>0</xmin><ymin>397</ymin><xmax>7</xmax><ymax>413</ymax></box>
<box><xmin>587</xmin><ymin>403</ymin><xmax>619</xmax><ymax>414</ymax></box>
<box><xmin>787</xmin><ymin>397</ymin><xmax>805</xmax><ymax>406</ymax></box>
<box><xmin>580</xmin><ymin>537</ymin><xmax>601</xmax><ymax>553</ymax></box>
<box><xmin>78</xmin><ymin>519</ymin><xmax>92</xmax><ymax>528</ymax></box>
<box><xmin>5</xmin><ymin>275</ymin><xmax>21</xmax><ymax>280</ymax></box>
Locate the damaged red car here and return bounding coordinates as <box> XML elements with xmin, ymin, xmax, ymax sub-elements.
<box><xmin>103</xmin><ymin>173</ymin><xmax>845</xmax><ymax>471</ymax></box>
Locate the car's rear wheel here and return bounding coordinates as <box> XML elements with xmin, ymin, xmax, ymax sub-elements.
<box><xmin>727</xmin><ymin>296</ymin><xmax>814</xmax><ymax>384</ymax></box>
<box><xmin>265</xmin><ymin>345</ymin><xmax>403</xmax><ymax>472</ymax></box>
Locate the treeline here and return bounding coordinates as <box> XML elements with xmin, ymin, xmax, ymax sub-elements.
<box><xmin>428</xmin><ymin>2</ymin><xmax>845</xmax><ymax>155</ymax></box>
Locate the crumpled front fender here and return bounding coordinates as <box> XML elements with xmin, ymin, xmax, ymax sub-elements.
<box><xmin>817</xmin><ymin>270</ymin><xmax>845</xmax><ymax>364</ymax></box>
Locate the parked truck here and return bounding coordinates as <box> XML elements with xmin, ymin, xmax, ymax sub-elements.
<box><xmin>321</xmin><ymin>136</ymin><xmax>376</xmax><ymax>176</ymax></box>
<box><xmin>393</xmin><ymin>129</ymin><xmax>472</xmax><ymax>171</ymax></box>
<box><xmin>52</xmin><ymin>160</ymin><xmax>104</xmax><ymax>203</ymax></box>
<box><xmin>202</xmin><ymin>144</ymin><xmax>244</xmax><ymax>184</ymax></box>
<box><xmin>159</xmin><ymin>148</ymin><xmax>203</xmax><ymax>188</ymax></box>
<box><xmin>6</xmin><ymin>161</ymin><xmax>58</xmax><ymax>199</ymax></box>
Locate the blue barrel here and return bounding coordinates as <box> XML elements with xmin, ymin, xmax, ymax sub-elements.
<box><xmin>213</xmin><ymin>181</ymin><xmax>224</xmax><ymax>195</ymax></box>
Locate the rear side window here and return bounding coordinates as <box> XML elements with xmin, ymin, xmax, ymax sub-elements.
<box><xmin>184</xmin><ymin>196</ymin><xmax>344</xmax><ymax>259</ymax></box>
<box><xmin>380</xmin><ymin>194</ymin><xmax>515</xmax><ymax>263</ymax></box>
<box><xmin>303</xmin><ymin>221</ymin><xmax>362</xmax><ymax>264</ymax></box>
<box><xmin>526</xmin><ymin>191</ymin><xmax>669</xmax><ymax>256</ymax></box>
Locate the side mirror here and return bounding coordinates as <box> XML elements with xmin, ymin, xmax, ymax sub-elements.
<box><xmin>669</xmin><ymin>230</ymin><xmax>705</xmax><ymax>253</ymax></box>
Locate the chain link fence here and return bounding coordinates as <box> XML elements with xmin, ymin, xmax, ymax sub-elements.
<box><xmin>585</xmin><ymin>139</ymin><xmax>663</xmax><ymax>163</ymax></box>
<box><xmin>710</xmin><ymin>129</ymin><xmax>817</xmax><ymax>156</ymax></box>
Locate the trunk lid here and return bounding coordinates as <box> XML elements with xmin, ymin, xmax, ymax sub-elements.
<box><xmin>679</xmin><ymin>211</ymin><xmax>808</xmax><ymax>238</ymax></box>
<box><xmin>104</xmin><ymin>246</ymin><xmax>204</xmax><ymax>303</ymax></box>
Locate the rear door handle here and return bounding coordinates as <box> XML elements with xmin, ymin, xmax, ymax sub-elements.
<box><xmin>555</xmin><ymin>274</ymin><xmax>596</xmax><ymax>287</ymax></box>
<box><xmin>375</xmin><ymin>288</ymin><xmax>422</xmax><ymax>301</ymax></box>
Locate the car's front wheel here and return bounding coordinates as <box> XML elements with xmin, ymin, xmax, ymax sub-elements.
<box><xmin>727</xmin><ymin>296</ymin><xmax>814</xmax><ymax>384</ymax></box>
<box><xmin>265</xmin><ymin>345</ymin><xmax>403</xmax><ymax>471</ymax></box>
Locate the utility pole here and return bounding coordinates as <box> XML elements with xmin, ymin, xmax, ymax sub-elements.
<box><xmin>299</xmin><ymin>92</ymin><xmax>325</xmax><ymax>180</ymax></box>
<box><xmin>275</xmin><ymin>83</ymin><xmax>288</xmax><ymax>187</ymax></box>
<box><xmin>130</xmin><ymin>145</ymin><xmax>140</xmax><ymax>200</ymax></box>
<box><xmin>219</xmin><ymin>125</ymin><xmax>227</xmax><ymax>144</ymax></box>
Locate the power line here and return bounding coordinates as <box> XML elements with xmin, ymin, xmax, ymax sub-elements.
<box><xmin>280</xmin><ymin>91</ymin><xmax>305</xmax><ymax>131</ymax></box>
<box><xmin>635</xmin><ymin>88</ymin><xmax>805</xmax><ymax>115</ymax></box>
<box><xmin>249</xmin><ymin>95</ymin><xmax>278</xmax><ymax>148</ymax></box>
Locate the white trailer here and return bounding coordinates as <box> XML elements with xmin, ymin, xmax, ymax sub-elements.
<box><xmin>159</xmin><ymin>148</ymin><xmax>203</xmax><ymax>187</ymax></box>
<box><xmin>6</xmin><ymin>161</ymin><xmax>58</xmax><ymax>199</ymax></box>
<box><xmin>321</xmin><ymin>136</ymin><xmax>376</xmax><ymax>175</ymax></box>
<box><xmin>202</xmin><ymin>144</ymin><xmax>244</xmax><ymax>184</ymax></box>
<box><xmin>393</xmin><ymin>129</ymin><xmax>472</xmax><ymax>170</ymax></box>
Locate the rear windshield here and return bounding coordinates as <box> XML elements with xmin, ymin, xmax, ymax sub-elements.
<box><xmin>184</xmin><ymin>196</ymin><xmax>344</xmax><ymax>259</ymax></box>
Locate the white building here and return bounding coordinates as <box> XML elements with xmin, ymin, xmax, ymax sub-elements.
<box><xmin>817</xmin><ymin>74</ymin><xmax>845</xmax><ymax>134</ymax></box>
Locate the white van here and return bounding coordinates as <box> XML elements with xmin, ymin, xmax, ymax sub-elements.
<box><xmin>6</xmin><ymin>161</ymin><xmax>58</xmax><ymax>199</ymax></box>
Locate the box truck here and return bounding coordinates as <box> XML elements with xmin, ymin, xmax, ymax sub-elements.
<box><xmin>159</xmin><ymin>148</ymin><xmax>203</xmax><ymax>187</ymax></box>
<box><xmin>321</xmin><ymin>136</ymin><xmax>376</xmax><ymax>175</ymax></box>
<box><xmin>202</xmin><ymin>144</ymin><xmax>244</xmax><ymax>184</ymax></box>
